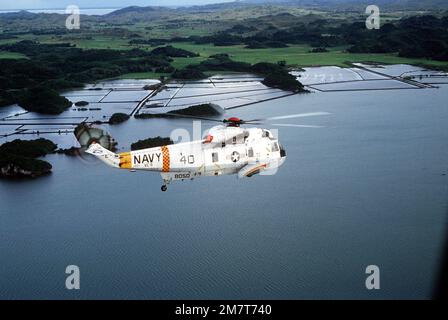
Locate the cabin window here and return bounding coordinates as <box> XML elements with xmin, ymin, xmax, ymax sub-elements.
<box><xmin>222</xmin><ymin>142</ymin><xmax>226</xmax><ymax>148</ymax></box>
<box><xmin>248</xmin><ymin>148</ymin><xmax>254</xmax><ymax>157</ymax></box>
<box><xmin>212</xmin><ymin>152</ymin><xmax>219</xmax><ymax>163</ymax></box>
<box><xmin>232</xmin><ymin>136</ymin><xmax>237</xmax><ymax>144</ymax></box>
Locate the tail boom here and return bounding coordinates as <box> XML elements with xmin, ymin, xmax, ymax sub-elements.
<box><xmin>85</xmin><ymin>143</ymin><xmax>120</xmax><ymax>168</ymax></box>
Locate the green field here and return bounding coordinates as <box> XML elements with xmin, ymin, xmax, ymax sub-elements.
<box><xmin>15</xmin><ymin>33</ymin><xmax>447</xmax><ymax>70</ymax></box>
<box><xmin>5</xmin><ymin>33</ymin><xmax>446</xmax><ymax>80</ymax></box>
<box><xmin>0</xmin><ymin>51</ymin><xmax>27</xmax><ymax>59</ymax></box>
<box><xmin>168</xmin><ymin>42</ymin><xmax>448</xmax><ymax>68</ymax></box>
<box><xmin>118</xmin><ymin>71</ymin><xmax>169</xmax><ymax>79</ymax></box>
<box><xmin>118</xmin><ymin>42</ymin><xmax>448</xmax><ymax>79</ymax></box>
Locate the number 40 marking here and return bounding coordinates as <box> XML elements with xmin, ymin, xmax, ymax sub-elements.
<box><xmin>180</xmin><ymin>154</ymin><xmax>195</xmax><ymax>164</ymax></box>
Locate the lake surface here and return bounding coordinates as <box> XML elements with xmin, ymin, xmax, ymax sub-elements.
<box><xmin>0</xmin><ymin>67</ymin><xmax>447</xmax><ymax>299</ymax></box>
<box><xmin>0</xmin><ymin>8</ymin><xmax>120</xmax><ymax>15</ymax></box>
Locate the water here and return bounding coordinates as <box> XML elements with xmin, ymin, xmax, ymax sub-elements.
<box><xmin>0</xmin><ymin>72</ymin><xmax>447</xmax><ymax>299</ymax></box>
<box><xmin>0</xmin><ymin>8</ymin><xmax>120</xmax><ymax>16</ymax></box>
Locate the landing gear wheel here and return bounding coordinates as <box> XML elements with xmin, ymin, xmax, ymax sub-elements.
<box><xmin>161</xmin><ymin>185</ymin><xmax>168</xmax><ymax>192</ymax></box>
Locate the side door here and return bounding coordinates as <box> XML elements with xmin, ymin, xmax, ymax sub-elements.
<box><xmin>204</xmin><ymin>146</ymin><xmax>222</xmax><ymax>175</ymax></box>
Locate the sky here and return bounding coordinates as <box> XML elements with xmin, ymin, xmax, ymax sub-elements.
<box><xmin>0</xmin><ymin>0</ymin><xmax>235</xmax><ymax>10</ymax></box>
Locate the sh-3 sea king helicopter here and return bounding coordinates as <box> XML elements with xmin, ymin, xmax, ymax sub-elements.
<box><xmin>76</xmin><ymin>112</ymin><xmax>330</xmax><ymax>191</ymax></box>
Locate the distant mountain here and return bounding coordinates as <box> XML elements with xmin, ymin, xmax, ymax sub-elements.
<box><xmin>240</xmin><ymin>0</ymin><xmax>448</xmax><ymax>10</ymax></box>
<box><xmin>0</xmin><ymin>10</ymin><xmax>37</xmax><ymax>19</ymax></box>
<box><xmin>103</xmin><ymin>5</ymin><xmax>175</xmax><ymax>21</ymax></box>
<box><xmin>106</xmin><ymin>6</ymin><xmax>164</xmax><ymax>16</ymax></box>
<box><xmin>106</xmin><ymin>1</ymin><xmax>448</xmax><ymax>15</ymax></box>
<box><xmin>183</xmin><ymin>1</ymin><xmax>252</xmax><ymax>11</ymax></box>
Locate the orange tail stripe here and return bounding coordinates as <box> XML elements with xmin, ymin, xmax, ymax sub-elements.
<box><xmin>119</xmin><ymin>152</ymin><xmax>132</xmax><ymax>169</ymax></box>
<box><xmin>161</xmin><ymin>146</ymin><xmax>170</xmax><ymax>172</ymax></box>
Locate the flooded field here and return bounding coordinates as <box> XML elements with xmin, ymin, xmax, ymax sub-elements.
<box><xmin>2</xmin><ymin>64</ymin><xmax>446</xmax><ymax>147</ymax></box>
<box><xmin>1</xmin><ymin>64</ymin><xmax>447</xmax><ymax>299</ymax></box>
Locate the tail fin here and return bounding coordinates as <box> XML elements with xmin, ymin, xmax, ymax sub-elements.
<box><xmin>74</xmin><ymin>124</ymin><xmax>120</xmax><ymax>168</ymax></box>
<box><xmin>85</xmin><ymin>142</ymin><xmax>120</xmax><ymax>168</ymax></box>
<box><xmin>75</xmin><ymin>124</ymin><xmax>116</xmax><ymax>150</ymax></box>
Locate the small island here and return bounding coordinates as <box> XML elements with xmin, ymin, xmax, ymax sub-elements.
<box><xmin>143</xmin><ymin>83</ymin><xmax>163</xmax><ymax>91</ymax></box>
<box><xmin>262</xmin><ymin>71</ymin><xmax>306</xmax><ymax>92</ymax></box>
<box><xmin>18</xmin><ymin>86</ymin><xmax>73</xmax><ymax>115</ymax></box>
<box><xmin>54</xmin><ymin>147</ymin><xmax>81</xmax><ymax>156</ymax></box>
<box><xmin>168</xmin><ymin>103</ymin><xmax>222</xmax><ymax>116</ymax></box>
<box><xmin>135</xmin><ymin>103</ymin><xmax>222</xmax><ymax>119</ymax></box>
<box><xmin>109</xmin><ymin>112</ymin><xmax>130</xmax><ymax>124</ymax></box>
<box><xmin>0</xmin><ymin>138</ymin><xmax>57</xmax><ymax>179</ymax></box>
<box><xmin>74</xmin><ymin>101</ymin><xmax>89</xmax><ymax>107</ymax></box>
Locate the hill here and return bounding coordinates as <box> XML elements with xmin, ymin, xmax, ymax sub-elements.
<box><xmin>241</xmin><ymin>0</ymin><xmax>448</xmax><ymax>10</ymax></box>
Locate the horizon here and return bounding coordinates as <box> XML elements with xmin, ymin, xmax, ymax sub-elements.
<box><xmin>0</xmin><ymin>0</ymin><xmax>236</xmax><ymax>11</ymax></box>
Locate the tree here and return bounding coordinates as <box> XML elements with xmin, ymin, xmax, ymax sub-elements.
<box><xmin>262</xmin><ymin>71</ymin><xmax>305</xmax><ymax>92</ymax></box>
<box><xmin>18</xmin><ymin>86</ymin><xmax>72</xmax><ymax>115</ymax></box>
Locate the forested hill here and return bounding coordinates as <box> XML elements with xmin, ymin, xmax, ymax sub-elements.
<box><xmin>241</xmin><ymin>0</ymin><xmax>448</xmax><ymax>10</ymax></box>
<box><xmin>0</xmin><ymin>42</ymin><xmax>176</xmax><ymax>111</ymax></box>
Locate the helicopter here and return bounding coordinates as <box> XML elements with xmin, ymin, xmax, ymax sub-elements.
<box><xmin>77</xmin><ymin>112</ymin><xmax>330</xmax><ymax>191</ymax></box>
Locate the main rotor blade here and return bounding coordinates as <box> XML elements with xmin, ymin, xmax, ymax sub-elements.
<box><xmin>246</xmin><ymin>112</ymin><xmax>331</xmax><ymax>123</ymax></box>
<box><xmin>270</xmin><ymin>123</ymin><xmax>324</xmax><ymax>128</ymax></box>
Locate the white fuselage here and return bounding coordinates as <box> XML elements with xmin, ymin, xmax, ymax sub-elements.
<box><xmin>87</xmin><ymin>125</ymin><xmax>287</xmax><ymax>184</ymax></box>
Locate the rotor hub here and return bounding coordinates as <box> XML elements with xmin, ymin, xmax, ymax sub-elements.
<box><xmin>224</xmin><ymin>117</ymin><xmax>243</xmax><ymax>127</ymax></box>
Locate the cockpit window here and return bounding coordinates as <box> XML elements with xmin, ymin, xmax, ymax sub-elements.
<box><xmin>263</xmin><ymin>130</ymin><xmax>275</xmax><ymax>140</ymax></box>
<box><xmin>272</xmin><ymin>142</ymin><xmax>280</xmax><ymax>152</ymax></box>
